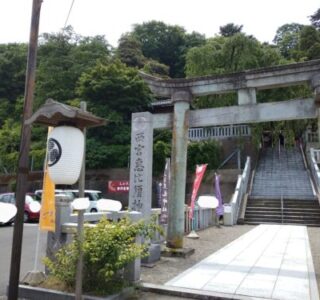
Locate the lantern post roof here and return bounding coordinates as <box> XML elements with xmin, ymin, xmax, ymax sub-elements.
<box><xmin>26</xmin><ymin>99</ymin><xmax>107</xmax><ymax>129</ymax></box>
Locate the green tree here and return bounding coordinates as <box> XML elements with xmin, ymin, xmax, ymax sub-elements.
<box><xmin>132</xmin><ymin>21</ymin><xmax>205</xmax><ymax>77</ymax></box>
<box><xmin>132</xmin><ymin>21</ymin><xmax>186</xmax><ymax>77</ymax></box>
<box><xmin>186</xmin><ymin>33</ymin><xmax>282</xmax><ymax>78</ymax></box>
<box><xmin>153</xmin><ymin>140</ymin><xmax>171</xmax><ymax>176</ymax></box>
<box><xmin>184</xmin><ymin>31</ymin><xmax>206</xmax><ymax>48</ymax></box>
<box><xmin>36</xmin><ymin>27</ymin><xmax>111</xmax><ymax>108</ymax></box>
<box><xmin>0</xmin><ymin>99</ymin><xmax>11</xmax><ymax>127</ymax></box>
<box><xmin>187</xmin><ymin>140</ymin><xmax>222</xmax><ymax>171</ymax></box>
<box><xmin>310</xmin><ymin>8</ymin><xmax>320</xmax><ymax>29</ymax></box>
<box><xmin>77</xmin><ymin>60</ymin><xmax>153</xmax><ymax>168</ymax></box>
<box><xmin>0</xmin><ymin>119</ymin><xmax>20</xmax><ymax>173</ymax></box>
<box><xmin>0</xmin><ymin>43</ymin><xmax>27</xmax><ymax>118</ymax></box>
<box><xmin>273</xmin><ymin>23</ymin><xmax>304</xmax><ymax>59</ymax></box>
<box><xmin>186</xmin><ymin>33</ymin><xmax>283</xmax><ymax>109</ymax></box>
<box><xmin>117</xmin><ymin>33</ymin><xmax>170</xmax><ymax>77</ymax></box>
<box><xmin>142</xmin><ymin>59</ymin><xmax>170</xmax><ymax>78</ymax></box>
<box><xmin>219</xmin><ymin>23</ymin><xmax>243</xmax><ymax>37</ymax></box>
<box><xmin>77</xmin><ymin>59</ymin><xmax>152</xmax><ymax>120</ymax></box>
<box><xmin>0</xmin><ymin>43</ymin><xmax>27</xmax><ymax>100</ymax></box>
<box><xmin>299</xmin><ymin>26</ymin><xmax>320</xmax><ymax>60</ymax></box>
<box><xmin>116</xmin><ymin>33</ymin><xmax>146</xmax><ymax>68</ymax></box>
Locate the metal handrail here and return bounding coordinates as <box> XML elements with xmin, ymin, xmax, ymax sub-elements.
<box><xmin>216</xmin><ymin>148</ymin><xmax>240</xmax><ymax>171</ymax></box>
<box><xmin>281</xmin><ymin>195</ymin><xmax>284</xmax><ymax>224</ymax></box>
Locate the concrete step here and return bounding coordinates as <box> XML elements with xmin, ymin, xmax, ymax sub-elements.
<box><xmin>244</xmin><ymin>218</ymin><xmax>320</xmax><ymax>225</ymax></box>
<box><xmin>245</xmin><ymin>214</ymin><xmax>320</xmax><ymax>222</ymax></box>
<box><xmin>245</xmin><ymin>210</ymin><xmax>320</xmax><ymax>216</ymax></box>
<box><xmin>247</xmin><ymin>199</ymin><xmax>319</xmax><ymax>206</ymax></box>
<box><xmin>247</xmin><ymin>203</ymin><xmax>320</xmax><ymax>209</ymax></box>
<box><xmin>243</xmin><ymin>221</ymin><xmax>320</xmax><ymax>227</ymax></box>
<box><xmin>249</xmin><ymin>194</ymin><xmax>317</xmax><ymax>200</ymax></box>
<box><xmin>244</xmin><ymin>196</ymin><xmax>320</xmax><ymax>226</ymax></box>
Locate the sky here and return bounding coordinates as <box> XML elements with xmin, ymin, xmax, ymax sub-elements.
<box><xmin>0</xmin><ymin>0</ymin><xmax>319</xmax><ymax>47</ymax></box>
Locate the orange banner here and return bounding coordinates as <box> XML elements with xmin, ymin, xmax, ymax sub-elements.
<box><xmin>39</xmin><ymin>127</ymin><xmax>56</xmax><ymax>231</ymax></box>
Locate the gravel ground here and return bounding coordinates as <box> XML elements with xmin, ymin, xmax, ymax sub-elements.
<box><xmin>138</xmin><ymin>224</ymin><xmax>320</xmax><ymax>299</ymax></box>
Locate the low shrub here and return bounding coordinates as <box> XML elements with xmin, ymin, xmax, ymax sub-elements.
<box><xmin>43</xmin><ymin>217</ymin><xmax>161</xmax><ymax>295</ymax></box>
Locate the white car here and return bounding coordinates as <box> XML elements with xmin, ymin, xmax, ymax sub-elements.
<box><xmin>34</xmin><ymin>189</ymin><xmax>78</xmax><ymax>204</ymax></box>
<box><xmin>63</xmin><ymin>190</ymin><xmax>102</xmax><ymax>213</ymax></box>
<box><xmin>34</xmin><ymin>189</ymin><xmax>102</xmax><ymax>213</ymax></box>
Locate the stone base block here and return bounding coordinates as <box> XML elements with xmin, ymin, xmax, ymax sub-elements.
<box><xmin>161</xmin><ymin>247</ymin><xmax>195</xmax><ymax>258</ymax></box>
<box><xmin>141</xmin><ymin>243</ymin><xmax>161</xmax><ymax>264</ymax></box>
<box><xmin>15</xmin><ymin>285</ymin><xmax>134</xmax><ymax>300</ymax></box>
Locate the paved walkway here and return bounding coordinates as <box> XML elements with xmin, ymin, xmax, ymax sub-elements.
<box><xmin>165</xmin><ymin>225</ymin><xmax>319</xmax><ymax>300</ymax></box>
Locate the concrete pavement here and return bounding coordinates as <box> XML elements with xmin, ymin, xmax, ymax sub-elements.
<box><xmin>165</xmin><ymin>224</ymin><xmax>319</xmax><ymax>300</ymax></box>
<box><xmin>0</xmin><ymin>224</ymin><xmax>46</xmax><ymax>297</ymax></box>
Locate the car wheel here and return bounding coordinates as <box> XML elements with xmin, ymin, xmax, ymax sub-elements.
<box><xmin>90</xmin><ymin>208</ymin><xmax>97</xmax><ymax>213</ymax></box>
<box><xmin>23</xmin><ymin>212</ymin><xmax>29</xmax><ymax>223</ymax></box>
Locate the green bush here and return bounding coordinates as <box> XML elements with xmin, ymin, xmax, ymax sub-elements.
<box><xmin>43</xmin><ymin>217</ymin><xmax>161</xmax><ymax>294</ymax></box>
<box><xmin>187</xmin><ymin>140</ymin><xmax>222</xmax><ymax>171</ymax></box>
<box><xmin>153</xmin><ymin>140</ymin><xmax>171</xmax><ymax>176</ymax></box>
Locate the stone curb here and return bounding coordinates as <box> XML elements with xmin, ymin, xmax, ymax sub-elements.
<box><xmin>15</xmin><ymin>285</ymin><xmax>134</xmax><ymax>300</ymax></box>
<box><xmin>139</xmin><ymin>282</ymin><xmax>255</xmax><ymax>300</ymax></box>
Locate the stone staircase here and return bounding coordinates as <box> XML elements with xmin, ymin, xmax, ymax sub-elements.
<box><xmin>244</xmin><ymin>146</ymin><xmax>320</xmax><ymax>226</ymax></box>
<box><xmin>244</xmin><ymin>198</ymin><xmax>320</xmax><ymax>226</ymax></box>
<box><xmin>250</xmin><ymin>147</ymin><xmax>315</xmax><ymax>199</ymax></box>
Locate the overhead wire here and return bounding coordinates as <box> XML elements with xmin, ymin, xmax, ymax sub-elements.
<box><xmin>63</xmin><ymin>0</ymin><xmax>76</xmax><ymax>31</ymax></box>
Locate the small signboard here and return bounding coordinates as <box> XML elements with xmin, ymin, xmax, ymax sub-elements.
<box><xmin>108</xmin><ymin>180</ymin><xmax>129</xmax><ymax>193</ymax></box>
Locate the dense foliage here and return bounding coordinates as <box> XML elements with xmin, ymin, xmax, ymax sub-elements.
<box><xmin>187</xmin><ymin>141</ymin><xmax>222</xmax><ymax>171</ymax></box>
<box><xmin>0</xmin><ymin>8</ymin><xmax>319</xmax><ymax>174</ymax></box>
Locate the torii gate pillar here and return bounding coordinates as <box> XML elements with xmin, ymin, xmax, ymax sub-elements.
<box><xmin>167</xmin><ymin>90</ymin><xmax>192</xmax><ymax>249</ymax></box>
<box><xmin>311</xmin><ymin>74</ymin><xmax>320</xmax><ymax>143</ymax></box>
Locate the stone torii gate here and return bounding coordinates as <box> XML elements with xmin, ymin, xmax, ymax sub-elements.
<box><xmin>129</xmin><ymin>59</ymin><xmax>320</xmax><ymax>250</ymax></box>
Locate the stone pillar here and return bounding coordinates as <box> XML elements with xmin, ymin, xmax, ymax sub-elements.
<box><xmin>129</xmin><ymin>112</ymin><xmax>153</xmax><ymax>219</ymax></box>
<box><xmin>311</xmin><ymin>75</ymin><xmax>320</xmax><ymax>144</ymax></box>
<box><xmin>167</xmin><ymin>90</ymin><xmax>192</xmax><ymax>249</ymax></box>
<box><xmin>46</xmin><ymin>194</ymin><xmax>72</xmax><ymax>273</ymax></box>
<box><xmin>237</xmin><ymin>88</ymin><xmax>256</xmax><ymax>105</ymax></box>
<box><xmin>124</xmin><ymin>236</ymin><xmax>142</xmax><ymax>283</ymax></box>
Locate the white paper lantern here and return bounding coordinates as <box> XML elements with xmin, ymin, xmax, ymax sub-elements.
<box><xmin>48</xmin><ymin>126</ymin><xmax>84</xmax><ymax>185</ymax></box>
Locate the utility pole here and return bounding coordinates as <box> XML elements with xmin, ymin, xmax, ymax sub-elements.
<box><xmin>75</xmin><ymin>101</ymin><xmax>87</xmax><ymax>300</ymax></box>
<box><xmin>8</xmin><ymin>1</ymin><xmax>42</xmax><ymax>299</ymax></box>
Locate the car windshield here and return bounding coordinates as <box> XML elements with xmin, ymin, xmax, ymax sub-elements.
<box><xmin>63</xmin><ymin>191</ymin><xmax>75</xmax><ymax>199</ymax></box>
<box><xmin>25</xmin><ymin>195</ymin><xmax>34</xmax><ymax>205</ymax></box>
<box><xmin>89</xmin><ymin>192</ymin><xmax>101</xmax><ymax>201</ymax></box>
<box><xmin>0</xmin><ymin>194</ymin><xmax>13</xmax><ymax>203</ymax></box>
<box><xmin>66</xmin><ymin>190</ymin><xmax>102</xmax><ymax>201</ymax></box>
<box><xmin>0</xmin><ymin>194</ymin><xmax>35</xmax><ymax>204</ymax></box>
